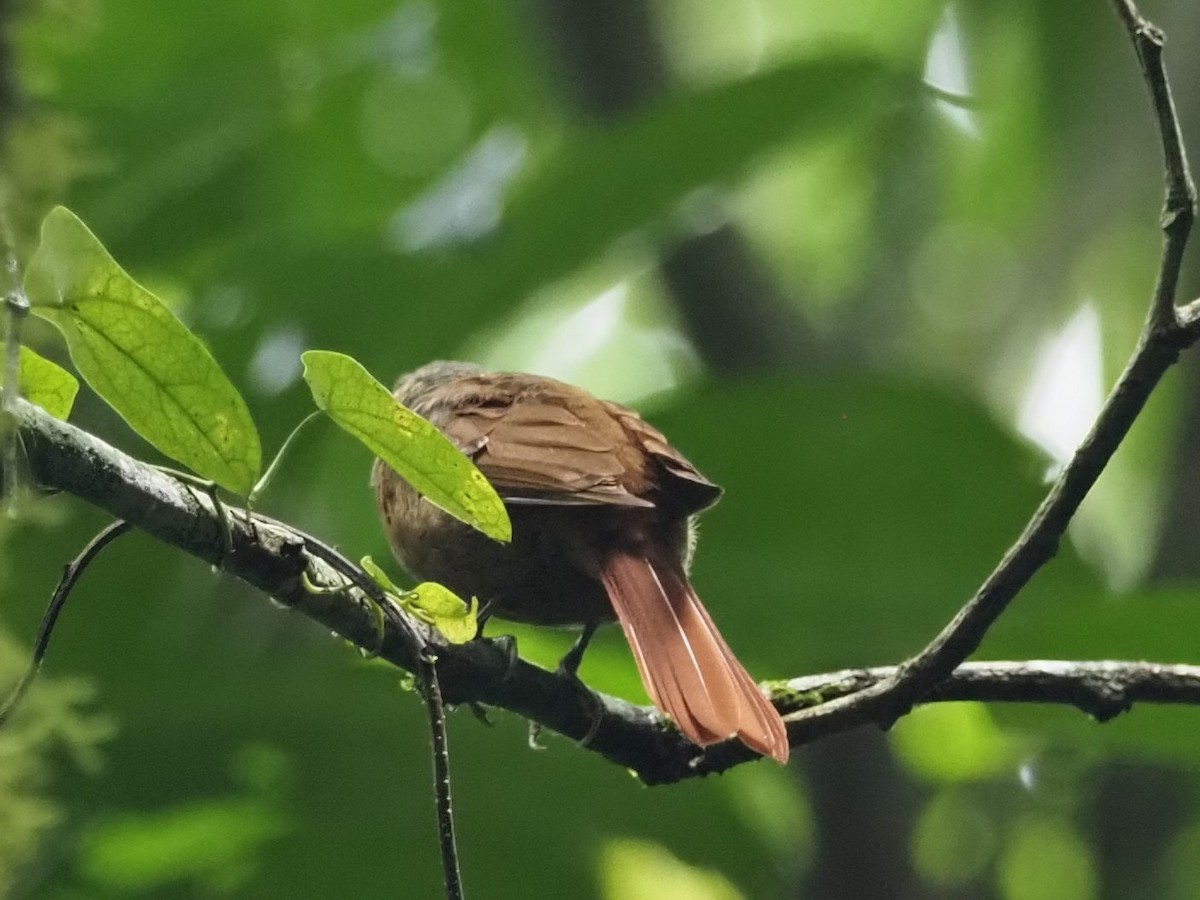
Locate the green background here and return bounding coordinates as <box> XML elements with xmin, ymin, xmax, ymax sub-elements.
<box><xmin>3</xmin><ymin>1</ymin><xmax>1200</xmax><ymax>897</ymax></box>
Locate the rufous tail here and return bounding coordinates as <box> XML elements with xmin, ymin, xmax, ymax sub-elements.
<box><xmin>599</xmin><ymin>549</ymin><xmax>789</xmax><ymax>763</ymax></box>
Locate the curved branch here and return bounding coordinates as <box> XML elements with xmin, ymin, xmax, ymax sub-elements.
<box><xmin>3</xmin><ymin>0</ymin><xmax>1196</xmax><ymax>788</ymax></box>
<box><xmin>787</xmin><ymin>0</ymin><xmax>1200</xmax><ymax>735</ymax></box>
<box><xmin>0</xmin><ymin>518</ymin><xmax>131</xmax><ymax>724</ymax></box>
<box><xmin>9</xmin><ymin>396</ymin><xmax>689</xmax><ymax>781</ymax></box>
<box><xmin>6</xmin><ymin>398</ymin><xmax>1200</xmax><ymax>783</ymax></box>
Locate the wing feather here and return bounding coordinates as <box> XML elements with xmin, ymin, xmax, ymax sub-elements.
<box><xmin>420</xmin><ymin>374</ymin><xmax>720</xmax><ymax>513</ymax></box>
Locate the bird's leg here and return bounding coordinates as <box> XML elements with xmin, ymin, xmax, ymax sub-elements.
<box><xmin>471</xmin><ymin>600</ymin><xmax>521</xmax><ymax>677</ymax></box>
<box><xmin>554</xmin><ymin>622</ymin><xmax>604</xmax><ymax>747</ymax></box>
<box><xmin>487</xmin><ymin>634</ymin><xmax>520</xmax><ymax>678</ymax></box>
<box><xmin>556</xmin><ymin>622</ymin><xmax>598</xmax><ymax>677</ymax></box>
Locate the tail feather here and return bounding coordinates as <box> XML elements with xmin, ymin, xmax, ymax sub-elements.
<box><xmin>600</xmin><ymin>550</ymin><xmax>789</xmax><ymax>763</ymax></box>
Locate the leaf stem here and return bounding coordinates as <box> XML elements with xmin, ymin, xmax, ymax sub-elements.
<box><xmin>247</xmin><ymin>410</ymin><xmax>323</xmax><ymax>509</ymax></box>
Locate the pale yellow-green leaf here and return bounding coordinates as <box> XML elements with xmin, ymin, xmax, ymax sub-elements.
<box><xmin>3</xmin><ymin>347</ymin><xmax>79</xmax><ymax>419</ymax></box>
<box><xmin>301</xmin><ymin>350</ymin><xmax>511</xmax><ymax>542</ymax></box>
<box><xmin>360</xmin><ymin>557</ymin><xmax>479</xmax><ymax>644</ymax></box>
<box><xmin>359</xmin><ymin>555</ymin><xmax>403</xmax><ymax>595</ymax></box>
<box><xmin>408</xmin><ymin>582</ymin><xmax>478</xmax><ymax>644</ymax></box>
<box><xmin>23</xmin><ymin>207</ymin><xmax>262</xmax><ymax>494</ymax></box>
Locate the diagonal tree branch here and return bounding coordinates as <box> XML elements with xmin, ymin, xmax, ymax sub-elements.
<box><xmin>9</xmin><ymin>397</ymin><xmax>1200</xmax><ymax>784</ymax></box>
<box><xmin>7</xmin><ymin>396</ymin><xmax>683</xmax><ymax>781</ymax></box>
<box><xmin>769</xmin><ymin>0</ymin><xmax>1199</xmax><ymax>741</ymax></box>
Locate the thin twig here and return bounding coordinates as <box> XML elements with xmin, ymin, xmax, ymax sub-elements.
<box><xmin>1</xmin><ymin>303</ymin><xmax>23</xmax><ymax>507</ymax></box>
<box><xmin>296</xmin><ymin>531</ymin><xmax>393</xmax><ymax>608</ymax></box>
<box><xmin>0</xmin><ymin>196</ymin><xmax>27</xmax><ymax>510</ymax></box>
<box><xmin>421</xmin><ymin>652</ymin><xmax>464</xmax><ymax>900</ymax></box>
<box><xmin>779</xmin><ymin>0</ymin><xmax>1200</xmax><ymax>733</ymax></box>
<box><xmin>1111</xmin><ymin>0</ymin><xmax>1196</xmax><ymax>332</ymax></box>
<box><xmin>0</xmin><ymin>519</ymin><xmax>132</xmax><ymax>725</ymax></box>
<box><xmin>248</xmin><ymin>410</ymin><xmax>323</xmax><ymax>509</ymax></box>
<box><xmin>1</xmin><ymin>294</ymin><xmax>22</xmax><ymax>412</ymax></box>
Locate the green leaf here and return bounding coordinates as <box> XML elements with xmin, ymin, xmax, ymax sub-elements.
<box><xmin>5</xmin><ymin>347</ymin><xmax>80</xmax><ymax>419</ymax></box>
<box><xmin>359</xmin><ymin>555</ymin><xmax>402</xmax><ymax>595</ymax></box>
<box><xmin>407</xmin><ymin>582</ymin><xmax>478</xmax><ymax>645</ymax></box>
<box><xmin>23</xmin><ymin>207</ymin><xmax>262</xmax><ymax>495</ymax></box>
<box><xmin>301</xmin><ymin>350</ymin><xmax>511</xmax><ymax>542</ymax></box>
<box><xmin>360</xmin><ymin>556</ymin><xmax>478</xmax><ymax>645</ymax></box>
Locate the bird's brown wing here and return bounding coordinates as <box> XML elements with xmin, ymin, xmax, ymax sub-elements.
<box><xmin>422</xmin><ymin>373</ymin><xmax>721</xmax><ymax>513</ymax></box>
<box><xmin>600</xmin><ymin>401</ymin><xmax>722</xmax><ymax>514</ymax></box>
<box><xmin>429</xmin><ymin>376</ymin><xmax>656</xmax><ymax>508</ymax></box>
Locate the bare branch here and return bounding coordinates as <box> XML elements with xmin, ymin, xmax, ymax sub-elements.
<box><xmin>1113</xmin><ymin>0</ymin><xmax>1196</xmax><ymax>334</ymax></box>
<box><xmin>680</xmin><ymin>660</ymin><xmax>1200</xmax><ymax>778</ymax></box>
<box><xmin>784</xmin><ymin>660</ymin><xmax>1200</xmax><ymax>722</ymax></box>
<box><xmin>3</xmin><ymin>0</ymin><xmax>1197</xmax><ymax>789</ymax></box>
<box><xmin>9</xmin><ymin>399</ymin><xmax>1200</xmax><ymax>783</ymax></box>
<box><xmin>777</xmin><ymin>0</ymin><xmax>1200</xmax><ymax>735</ymax></box>
<box><xmin>8</xmin><ymin>397</ymin><xmax>687</xmax><ymax>780</ymax></box>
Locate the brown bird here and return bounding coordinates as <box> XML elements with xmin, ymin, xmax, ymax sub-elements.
<box><xmin>372</xmin><ymin>361</ymin><xmax>789</xmax><ymax>763</ymax></box>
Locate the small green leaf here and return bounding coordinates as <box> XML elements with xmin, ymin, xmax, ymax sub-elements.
<box><xmin>23</xmin><ymin>207</ymin><xmax>262</xmax><ymax>495</ymax></box>
<box><xmin>4</xmin><ymin>347</ymin><xmax>79</xmax><ymax>419</ymax></box>
<box><xmin>361</xmin><ymin>557</ymin><xmax>478</xmax><ymax>644</ymax></box>
<box><xmin>360</xmin><ymin>555</ymin><xmax>402</xmax><ymax>594</ymax></box>
<box><xmin>301</xmin><ymin>350</ymin><xmax>511</xmax><ymax>542</ymax></box>
<box><xmin>408</xmin><ymin>582</ymin><xmax>478</xmax><ymax>645</ymax></box>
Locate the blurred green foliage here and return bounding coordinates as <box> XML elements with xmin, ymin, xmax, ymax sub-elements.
<box><xmin>2</xmin><ymin>0</ymin><xmax>1200</xmax><ymax>898</ymax></box>
<box><xmin>599</xmin><ymin>838</ymin><xmax>745</xmax><ymax>900</ymax></box>
<box><xmin>0</xmin><ymin>632</ymin><xmax>114</xmax><ymax>897</ymax></box>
